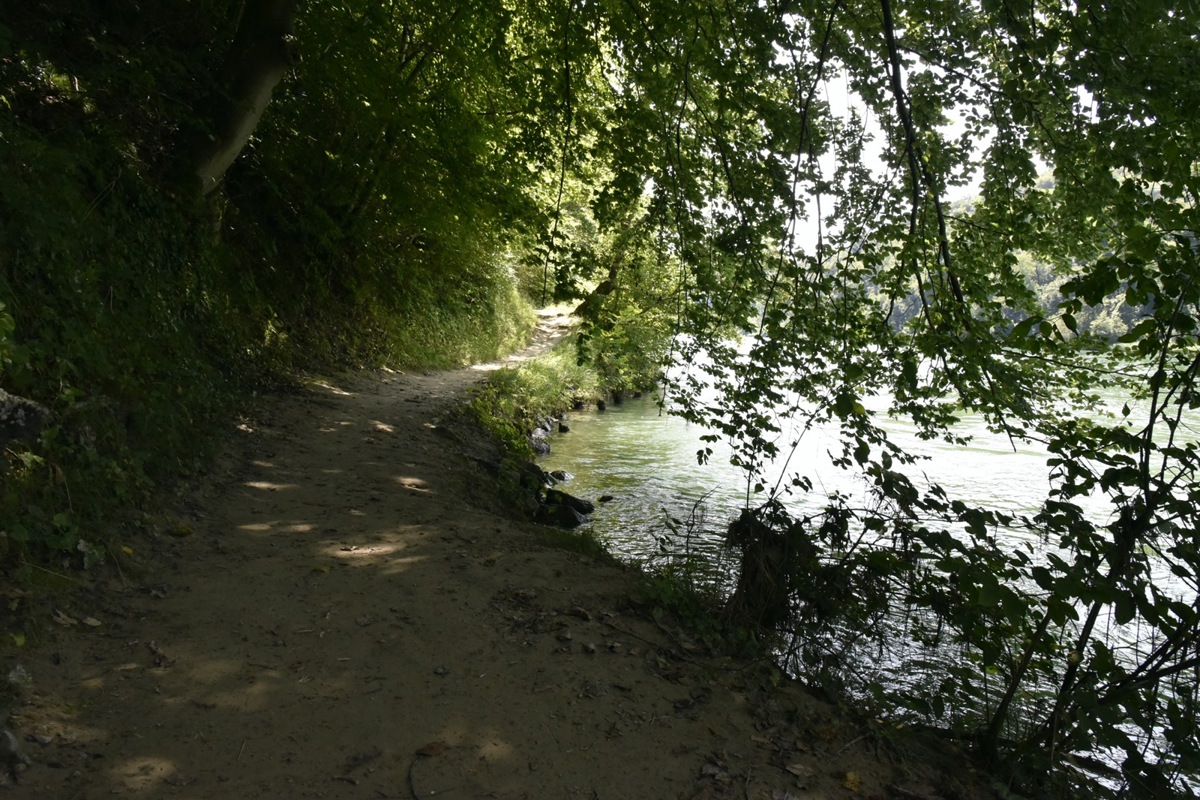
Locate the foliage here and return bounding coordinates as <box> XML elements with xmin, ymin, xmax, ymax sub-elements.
<box><xmin>0</xmin><ymin>87</ymin><xmax>237</xmax><ymax>570</ymax></box>
<box><xmin>0</xmin><ymin>2</ymin><xmax>545</xmax><ymax>574</ymax></box>
<box><xmin>540</xmin><ymin>2</ymin><xmax>1199</xmax><ymax>797</ymax></box>
<box><xmin>4</xmin><ymin>0</ymin><xmax>1199</xmax><ymax>795</ymax></box>
<box><xmin>572</xmin><ymin>216</ymin><xmax>680</xmax><ymax>396</ymax></box>
<box><xmin>467</xmin><ymin>344</ymin><xmax>600</xmax><ymax>462</ymax></box>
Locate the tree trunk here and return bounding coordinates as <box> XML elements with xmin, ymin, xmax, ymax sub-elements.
<box><xmin>190</xmin><ymin>0</ymin><xmax>298</xmax><ymax>196</ymax></box>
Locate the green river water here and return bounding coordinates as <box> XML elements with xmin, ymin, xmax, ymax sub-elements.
<box><xmin>539</xmin><ymin>392</ymin><xmax>1063</xmax><ymax>564</ymax></box>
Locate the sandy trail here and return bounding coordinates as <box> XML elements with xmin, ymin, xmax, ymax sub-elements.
<box><xmin>5</xmin><ymin>311</ymin><xmax>991</xmax><ymax>800</ymax></box>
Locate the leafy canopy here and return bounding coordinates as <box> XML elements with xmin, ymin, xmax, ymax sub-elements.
<box><xmin>2</xmin><ymin>0</ymin><xmax>1198</xmax><ymax>795</ymax></box>
<box><xmin>522</xmin><ymin>1</ymin><xmax>1199</xmax><ymax>797</ymax></box>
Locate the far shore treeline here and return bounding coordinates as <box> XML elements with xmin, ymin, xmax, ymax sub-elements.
<box><xmin>2</xmin><ymin>2</ymin><xmax>1198</xmax><ymax>798</ymax></box>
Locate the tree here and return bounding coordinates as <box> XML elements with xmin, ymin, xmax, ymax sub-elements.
<box><xmin>189</xmin><ymin>0</ymin><xmax>299</xmax><ymax>195</ymax></box>
<box><xmin>527</xmin><ymin>1</ymin><xmax>1199</xmax><ymax>796</ymax></box>
<box><xmin>2</xmin><ymin>1</ymin><xmax>1196</xmax><ymax>793</ymax></box>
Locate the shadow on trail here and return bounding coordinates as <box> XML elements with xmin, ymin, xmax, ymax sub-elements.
<box><xmin>9</xmin><ymin>317</ymin><xmax>983</xmax><ymax>800</ymax></box>
<box><xmin>18</xmin><ymin>363</ymin><xmax>800</xmax><ymax>800</ymax></box>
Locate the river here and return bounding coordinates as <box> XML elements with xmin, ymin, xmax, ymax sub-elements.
<box><xmin>538</xmin><ymin>387</ymin><xmax>1199</xmax><ymax>791</ymax></box>
<box><xmin>539</xmin><ymin>391</ymin><xmax>1064</xmax><ymax>563</ymax></box>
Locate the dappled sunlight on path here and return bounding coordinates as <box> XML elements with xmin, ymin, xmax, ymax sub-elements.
<box><xmin>7</xmin><ymin>309</ymin><xmax>997</xmax><ymax>800</ymax></box>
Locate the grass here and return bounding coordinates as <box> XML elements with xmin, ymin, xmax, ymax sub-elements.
<box><xmin>465</xmin><ymin>342</ymin><xmax>601</xmax><ymax>460</ymax></box>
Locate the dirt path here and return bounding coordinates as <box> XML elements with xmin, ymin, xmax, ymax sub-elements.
<box><xmin>4</xmin><ymin>311</ymin><xmax>994</xmax><ymax>800</ymax></box>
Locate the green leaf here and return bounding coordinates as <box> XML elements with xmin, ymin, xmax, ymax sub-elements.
<box><xmin>1118</xmin><ymin>318</ymin><xmax>1158</xmax><ymax>344</ymax></box>
<box><xmin>976</xmin><ymin>574</ymin><xmax>1003</xmax><ymax>607</ymax></box>
<box><xmin>1114</xmin><ymin>592</ymin><xmax>1136</xmax><ymax>626</ymax></box>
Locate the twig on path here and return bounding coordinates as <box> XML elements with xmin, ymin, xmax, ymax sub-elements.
<box><xmin>408</xmin><ymin>759</ymin><xmax>422</xmax><ymax>800</ymax></box>
<box><xmin>837</xmin><ymin>733</ymin><xmax>868</xmax><ymax>754</ymax></box>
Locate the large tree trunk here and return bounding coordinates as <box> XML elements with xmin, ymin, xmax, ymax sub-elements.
<box><xmin>190</xmin><ymin>0</ymin><xmax>298</xmax><ymax>195</ymax></box>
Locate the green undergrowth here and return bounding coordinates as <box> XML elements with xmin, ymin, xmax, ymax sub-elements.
<box><xmin>464</xmin><ymin>339</ymin><xmax>764</xmax><ymax>660</ymax></box>
<box><xmin>464</xmin><ymin>339</ymin><xmax>629</xmax><ymax>553</ymax></box>
<box><xmin>0</xmin><ymin>122</ymin><xmax>537</xmax><ymax>619</ymax></box>
<box><xmin>634</xmin><ymin>569</ymin><xmax>769</xmax><ymax>662</ymax></box>
<box><xmin>466</xmin><ymin>344</ymin><xmax>602</xmax><ymax>462</ymax></box>
<box><xmin>383</xmin><ymin>282</ymin><xmax>536</xmax><ymax>370</ymax></box>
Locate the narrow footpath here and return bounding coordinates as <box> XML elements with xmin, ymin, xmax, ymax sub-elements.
<box><xmin>5</xmin><ymin>311</ymin><xmax>995</xmax><ymax>800</ymax></box>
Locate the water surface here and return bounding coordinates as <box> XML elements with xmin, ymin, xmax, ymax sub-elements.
<box><xmin>539</xmin><ymin>392</ymin><xmax>1061</xmax><ymax>561</ymax></box>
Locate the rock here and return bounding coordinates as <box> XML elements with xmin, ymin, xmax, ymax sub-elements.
<box><xmin>546</xmin><ymin>488</ymin><xmax>594</xmax><ymax>515</ymax></box>
<box><xmin>515</xmin><ymin>462</ymin><xmax>549</xmax><ymax>517</ymax></box>
<box><xmin>0</xmin><ymin>729</ymin><xmax>30</xmax><ymax>784</ymax></box>
<box><xmin>548</xmin><ymin>470</ymin><xmax>573</xmax><ymax>484</ymax></box>
<box><xmin>596</xmin><ymin>399</ymin><xmax>607</xmax><ymax>411</ymax></box>
<box><xmin>598</xmin><ymin>494</ymin><xmax>615</xmax><ymax>503</ymax></box>
<box><xmin>572</xmin><ymin>399</ymin><xmax>586</xmax><ymax>411</ymax></box>
<box><xmin>536</xmin><ymin>501</ymin><xmax>588</xmax><ymax>528</ymax></box>
<box><xmin>530</xmin><ymin>437</ymin><xmax>550</xmax><ymax>456</ymax></box>
<box><xmin>519</xmin><ymin>491</ymin><xmax>541</xmax><ymax>517</ymax></box>
<box><xmin>0</xmin><ymin>389</ymin><xmax>47</xmax><ymax>450</ymax></box>
<box><xmin>558</xmin><ymin>422</ymin><xmax>570</xmax><ymax>433</ymax></box>
<box><xmin>518</xmin><ymin>461</ymin><xmax>551</xmax><ymax>489</ymax></box>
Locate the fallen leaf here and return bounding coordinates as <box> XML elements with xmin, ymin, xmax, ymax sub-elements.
<box><xmin>698</xmin><ymin>761</ymin><xmax>732</xmax><ymax>786</ymax></box>
<box><xmin>168</xmin><ymin>523</ymin><xmax>193</xmax><ymax>538</ymax></box>
<box><xmin>842</xmin><ymin>771</ymin><xmax>862</xmax><ymax>791</ymax></box>
<box><xmin>416</xmin><ymin>741</ymin><xmax>448</xmax><ymax>757</ymax></box>
<box><xmin>82</xmin><ymin>617</ymin><xmax>102</xmax><ymax>627</ymax></box>
<box><xmin>52</xmin><ymin>609</ymin><xmax>78</xmax><ymax>627</ymax></box>
<box><xmin>147</xmin><ymin>640</ymin><xmax>175</xmax><ymax>667</ymax></box>
<box><xmin>785</xmin><ymin>763</ymin><xmax>814</xmax><ymax>778</ymax></box>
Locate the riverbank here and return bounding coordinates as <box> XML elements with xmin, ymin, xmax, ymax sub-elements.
<box><xmin>1</xmin><ymin>312</ymin><xmax>1001</xmax><ymax>799</ymax></box>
